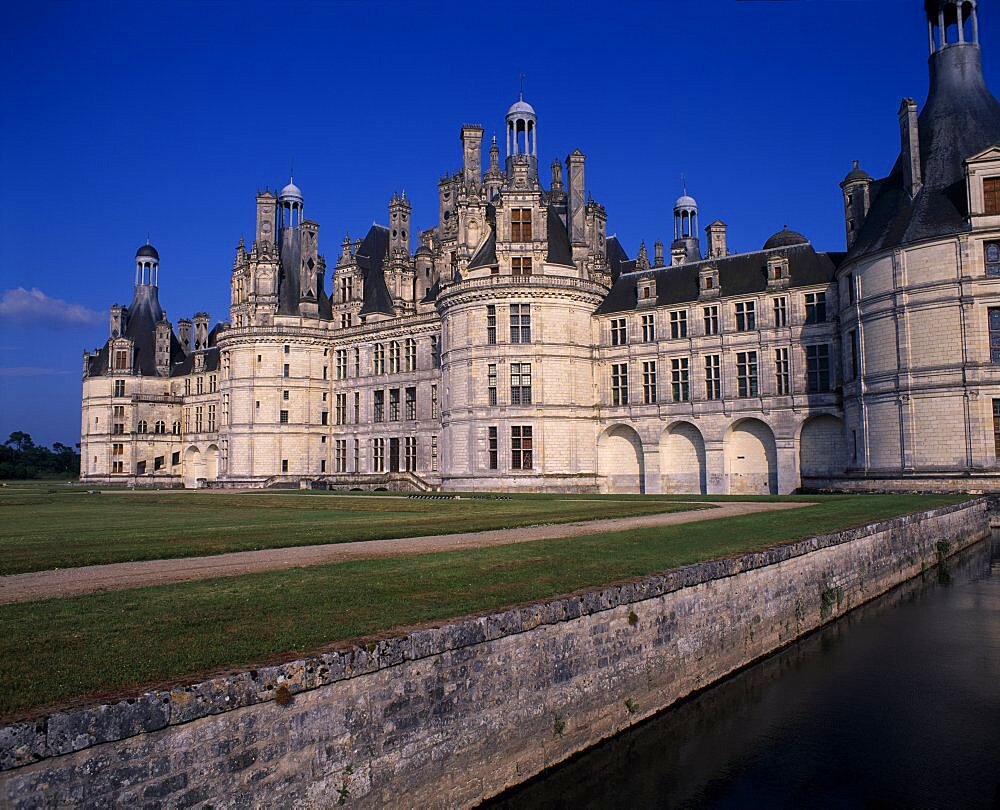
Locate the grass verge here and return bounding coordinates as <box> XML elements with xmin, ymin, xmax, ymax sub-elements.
<box><xmin>0</xmin><ymin>493</ymin><xmax>968</xmax><ymax>721</ymax></box>
<box><xmin>0</xmin><ymin>490</ymin><xmax>702</xmax><ymax>575</ymax></box>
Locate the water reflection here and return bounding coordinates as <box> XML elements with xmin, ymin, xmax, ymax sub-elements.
<box><xmin>487</xmin><ymin>535</ymin><xmax>1000</xmax><ymax>809</ymax></box>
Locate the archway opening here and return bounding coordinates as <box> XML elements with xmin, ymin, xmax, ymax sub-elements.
<box><xmin>205</xmin><ymin>444</ymin><xmax>220</xmax><ymax>481</ymax></box>
<box><xmin>183</xmin><ymin>446</ymin><xmax>204</xmax><ymax>489</ymax></box>
<box><xmin>660</xmin><ymin>422</ymin><xmax>707</xmax><ymax>494</ymax></box>
<box><xmin>725</xmin><ymin>419</ymin><xmax>777</xmax><ymax>495</ymax></box>
<box><xmin>799</xmin><ymin>415</ymin><xmax>847</xmax><ymax>482</ymax></box>
<box><xmin>598</xmin><ymin>425</ymin><xmax>645</xmax><ymax>494</ymax></box>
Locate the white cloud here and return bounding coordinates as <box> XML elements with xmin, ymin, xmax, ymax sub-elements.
<box><xmin>0</xmin><ymin>287</ymin><xmax>102</xmax><ymax>326</ymax></box>
<box><xmin>0</xmin><ymin>367</ymin><xmax>75</xmax><ymax>377</ymax></box>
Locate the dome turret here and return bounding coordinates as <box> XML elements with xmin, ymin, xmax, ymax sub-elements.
<box><xmin>763</xmin><ymin>226</ymin><xmax>809</xmax><ymax>250</ymax></box>
<box><xmin>505</xmin><ymin>91</ymin><xmax>537</xmax><ymax>175</ymax></box>
<box><xmin>135</xmin><ymin>241</ymin><xmax>160</xmax><ymax>287</ymax></box>
<box><xmin>278</xmin><ymin>177</ymin><xmax>303</xmax><ymax>229</ymax></box>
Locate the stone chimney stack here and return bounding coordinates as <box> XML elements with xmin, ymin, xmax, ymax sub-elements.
<box><xmin>898</xmin><ymin>98</ymin><xmax>922</xmax><ymax>197</ymax></box>
<box><xmin>566</xmin><ymin>150</ymin><xmax>586</xmax><ymax>246</ymax></box>
<box><xmin>177</xmin><ymin>319</ymin><xmax>191</xmax><ymax>355</ymax></box>
<box><xmin>460</xmin><ymin>125</ymin><xmax>484</xmax><ymax>186</ymax></box>
<box><xmin>706</xmin><ymin>220</ymin><xmax>728</xmax><ymax>258</ymax></box>
<box><xmin>653</xmin><ymin>240</ymin><xmax>664</xmax><ymax>268</ymax></box>
<box><xmin>155</xmin><ymin>319</ymin><xmax>172</xmax><ymax>376</ymax></box>
<box><xmin>192</xmin><ymin>313</ymin><xmax>209</xmax><ymax>351</ymax></box>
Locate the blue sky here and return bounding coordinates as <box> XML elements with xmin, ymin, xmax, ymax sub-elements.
<box><xmin>1</xmin><ymin>0</ymin><xmax>996</xmax><ymax>448</ymax></box>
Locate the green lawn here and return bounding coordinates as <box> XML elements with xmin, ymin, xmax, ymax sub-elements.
<box><xmin>0</xmin><ymin>488</ymin><xmax>703</xmax><ymax>575</ymax></box>
<box><xmin>0</xmin><ymin>493</ymin><xmax>968</xmax><ymax>720</ymax></box>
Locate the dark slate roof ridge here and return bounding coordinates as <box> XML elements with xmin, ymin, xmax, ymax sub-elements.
<box><xmin>357</xmin><ymin>224</ymin><xmax>394</xmax><ymax>316</ymax></box>
<box><xmin>616</xmin><ymin>241</ymin><xmax>821</xmax><ymax>277</ymax></box>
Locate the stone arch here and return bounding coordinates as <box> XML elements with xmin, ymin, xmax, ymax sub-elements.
<box><xmin>799</xmin><ymin>414</ymin><xmax>847</xmax><ymax>480</ymax></box>
<box><xmin>598</xmin><ymin>424</ymin><xmax>645</xmax><ymax>494</ymax></box>
<box><xmin>205</xmin><ymin>444</ymin><xmax>220</xmax><ymax>481</ymax></box>
<box><xmin>725</xmin><ymin>418</ymin><xmax>777</xmax><ymax>495</ymax></box>
<box><xmin>183</xmin><ymin>445</ymin><xmax>204</xmax><ymax>489</ymax></box>
<box><xmin>660</xmin><ymin>421</ymin><xmax>707</xmax><ymax>494</ymax></box>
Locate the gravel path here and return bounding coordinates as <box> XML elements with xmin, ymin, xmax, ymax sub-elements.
<box><xmin>0</xmin><ymin>501</ymin><xmax>809</xmax><ymax>605</ymax></box>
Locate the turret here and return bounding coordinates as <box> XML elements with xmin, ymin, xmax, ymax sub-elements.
<box><xmin>840</xmin><ymin>161</ymin><xmax>873</xmax><ymax>248</ymax></box>
<box><xmin>154</xmin><ymin>318</ymin><xmax>172</xmax><ymax>376</ymax></box>
<box><xmin>672</xmin><ymin>190</ymin><xmax>701</xmax><ymax>264</ymax></box>
<box><xmin>278</xmin><ymin>179</ymin><xmax>303</xmax><ymax>230</ymax></box>
<box><xmin>705</xmin><ymin>220</ymin><xmax>728</xmax><ymax>259</ymax></box>
<box><xmin>506</xmin><ymin>94</ymin><xmax>537</xmax><ymax>177</ymax></box>
<box><xmin>135</xmin><ymin>242</ymin><xmax>159</xmax><ymax>288</ymax></box>
<box><xmin>110</xmin><ymin>304</ymin><xmax>126</xmax><ymax>339</ymax></box>
<box><xmin>192</xmin><ymin>313</ymin><xmax>209</xmax><ymax>351</ymax></box>
<box><xmin>389</xmin><ymin>192</ymin><xmax>411</xmax><ymax>257</ymax></box>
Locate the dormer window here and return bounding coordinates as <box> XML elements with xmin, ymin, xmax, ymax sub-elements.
<box><xmin>767</xmin><ymin>256</ymin><xmax>790</xmax><ymax>289</ymax></box>
<box><xmin>637</xmin><ymin>276</ymin><xmax>656</xmax><ymax>305</ymax></box>
<box><xmin>985</xmin><ymin>177</ymin><xmax>1000</xmax><ymax>215</ymax></box>
<box><xmin>699</xmin><ymin>266</ymin><xmax>720</xmax><ymax>299</ymax></box>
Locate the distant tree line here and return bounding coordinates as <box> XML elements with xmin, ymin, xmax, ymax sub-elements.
<box><xmin>0</xmin><ymin>432</ymin><xmax>80</xmax><ymax>479</ymax></box>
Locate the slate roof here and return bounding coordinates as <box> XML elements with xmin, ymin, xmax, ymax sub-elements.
<box><xmin>356</xmin><ymin>225</ymin><xmax>394</xmax><ymax>316</ymax></box>
<box><xmin>277</xmin><ymin>229</ymin><xmax>301</xmax><ymax>315</ymax></box>
<box><xmin>595</xmin><ymin>242</ymin><xmax>844</xmax><ymax>315</ymax></box>
<box><xmin>605</xmin><ymin>236</ymin><xmax>634</xmax><ymax>283</ymax></box>
<box><xmin>545</xmin><ymin>206</ymin><xmax>574</xmax><ymax>266</ymax></box>
<box><xmin>848</xmin><ymin>45</ymin><xmax>1000</xmax><ymax>260</ymax></box>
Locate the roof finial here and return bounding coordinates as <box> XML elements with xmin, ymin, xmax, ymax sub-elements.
<box><xmin>520</xmin><ymin>72</ymin><xmax>526</xmax><ymax>100</ymax></box>
<box><xmin>681</xmin><ymin>172</ymin><xmax>686</xmax><ymax>195</ymax></box>
<box><xmin>146</xmin><ymin>233</ymin><xmax>150</xmax><ymax>246</ymax></box>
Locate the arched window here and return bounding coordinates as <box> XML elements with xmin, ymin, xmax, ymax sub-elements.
<box><xmin>154</xmin><ymin>420</ymin><xmax>166</xmax><ymax>434</ymax></box>
<box><xmin>137</xmin><ymin>420</ymin><xmax>148</xmax><ymax>434</ymax></box>
<box><xmin>172</xmin><ymin>421</ymin><xmax>181</xmax><ymax>435</ymax></box>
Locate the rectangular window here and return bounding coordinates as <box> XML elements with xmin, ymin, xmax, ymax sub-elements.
<box><xmin>510</xmin><ymin>362</ymin><xmax>532</xmax><ymax>405</ymax></box>
<box><xmin>848</xmin><ymin>274</ymin><xmax>856</xmax><ymax>305</ymax></box>
<box><xmin>805</xmin><ymin>292</ymin><xmax>827</xmax><ymax>324</ymax></box>
<box><xmin>197</xmin><ymin>376</ymin><xmax>203</xmax><ymax>395</ymax></box>
<box><xmin>336</xmin><ymin>350</ymin><xmax>347</xmax><ymax>379</ymax></box>
<box><xmin>209</xmin><ymin>375</ymin><xmax>217</xmax><ymax>393</ymax></box>
<box><xmin>320</xmin><ymin>410</ymin><xmax>328</xmax><ymax>426</ymax></box>
<box><xmin>511</xmin><ymin>208</ymin><xmax>532</xmax><ymax>241</ymax></box>
<box><xmin>354</xmin><ymin>438</ymin><xmax>360</xmax><ymax>471</ymax></box>
<box><xmin>374</xmin><ymin>344</ymin><xmax>385</xmax><ymax>375</ymax></box>
<box><xmin>114</xmin><ymin>349</ymin><xmax>128</xmax><ymax>370</ymax></box>
<box><xmin>736</xmin><ymin>351</ymin><xmax>759</xmax><ymax>398</ymax></box>
<box><xmin>986</xmin><ymin>242</ymin><xmax>1000</xmax><ymax>278</ymax></box>
<box><xmin>405</xmin><ymin>386</ymin><xmax>416</xmax><ymax>420</ymax></box>
<box><xmin>510</xmin><ymin>304</ymin><xmax>531</xmax><ymax>343</ymax></box>
<box><xmin>335</xmin><ymin>439</ymin><xmax>347</xmax><ymax>473</ymax></box>
<box><xmin>389</xmin><ymin>341</ymin><xmax>400</xmax><ymax>374</ymax></box>
<box><xmin>735</xmin><ymin>301</ymin><xmax>756</xmax><ymax>331</ymax></box>
<box><xmin>775</xmin><ymin>347</ymin><xmax>790</xmax><ymax>395</ymax></box>
<box><xmin>171</xmin><ymin>451</ymin><xmax>180</xmax><ymax>466</ymax></box>
<box><xmin>431</xmin><ymin>435</ymin><xmax>439</xmax><ymax>472</ymax></box>
<box><xmin>341</xmin><ymin>276</ymin><xmax>353</xmax><ymax>303</ymax></box>
<box><xmin>283</xmin><ymin>363</ymin><xmax>290</xmax><ymax>378</ymax></box>
<box><xmin>488</xmin><ymin>426</ymin><xmax>499</xmax><ymax>470</ymax></box>
<box><xmin>611</xmin><ymin>363</ymin><xmax>629</xmax><ymax>406</ymax></box>
<box><xmin>993</xmin><ymin>400</ymin><xmax>1000</xmax><ymax>461</ymax></box>
<box><xmin>194</xmin><ymin>405</ymin><xmax>203</xmax><ymax>432</ymax></box>
<box><xmin>642</xmin><ymin>360</ymin><xmax>657</xmax><ymax>405</ymax></box>
<box><xmin>849</xmin><ymin>330</ymin><xmax>860</xmax><ymax>381</ymax></box>
<box><xmin>511</xmin><ymin>256</ymin><xmax>533</xmax><ymax>276</ymax></box>
<box><xmin>671</xmin><ymin>358</ymin><xmax>690</xmax><ymax>402</ymax></box>
<box><xmin>336</xmin><ymin>393</ymin><xmax>347</xmax><ymax>425</ymax></box>
<box><xmin>985</xmin><ymin>176</ymin><xmax>1000</xmax><ymax>215</ymax></box>
<box><xmin>772</xmin><ymin>296</ymin><xmax>788</xmax><ymax>327</ymax></box>
<box><xmin>341</xmin><ymin>313</ymin><xmax>353</xmax><ymax>329</ymax></box>
<box><xmin>354</xmin><ymin>391</ymin><xmax>360</xmax><ymax>423</ymax></box>
<box><xmin>487</xmin><ymin>305</ymin><xmax>497</xmax><ymax>345</ymax></box>
<box><xmin>511</xmin><ymin>426</ymin><xmax>533</xmax><ymax>470</ymax></box>
<box><xmin>611</xmin><ymin>317</ymin><xmax>628</xmax><ymax>346</ymax></box>
<box><xmin>641</xmin><ymin>313</ymin><xmax>656</xmax><ymax>342</ymax></box>
<box><xmin>112</xmin><ymin>443</ymin><xmax>124</xmax><ymax>474</ymax></box>
<box><xmin>372</xmin><ymin>438</ymin><xmax>385</xmax><ymax>473</ymax></box>
<box><xmin>703</xmin><ymin>305</ymin><xmax>719</xmax><ymax>336</ymax></box>
<box><xmin>373</xmin><ymin>390</ymin><xmax>384</xmax><ymax>422</ymax></box>
<box><xmin>404</xmin><ymin>437</ymin><xmax>417</xmax><ymax>472</ymax></box>
<box><xmin>184</xmin><ymin>378</ymin><xmax>191</xmax><ymax>396</ymax></box>
<box><xmin>281</xmin><ymin>459</ymin><xmax>289</xmax><ymax>473</ymax></box>
<box><xmin>488</xmin><ymin>363</ymin><xmax>498</xmax><ymax>406</ymax></box>
<box><xmin>284</xmin><ymin>345</ymin><xmax>290</xmax><ymax>354</ymax></box>
<box><xmin>431</xmin><ymin>335</ymin><xmax>440</xmax><ymax>368</ymax></box>
<box><xmin>705</xmin><ymin>354</ymin><xmax>722</xmax><ymax>400</ymax></box>
<box><xmin>354</xmin><ymin>347</ymin><xmax>360</xmax><ymax>376</ymax></box>
<box><xmin>405</xmin><ymin>339</ymin><xmax>416</xmax><ymax>372</ymax></box>
<box><xmin>431</xmin><ymin>384</ymin><xmax>438</xmax><ymax>419</ymax></box>
<box><xmin>389</xmin><ymin>388</ymin><xmax>400</xmax><ymax>421</ymax></box>
<box><xmin>279</xmin><ymin>409</ymin><xmax>288</xmax><ymax>424</ymax></box>
<box><xmin>207</xmin><ymin>404</ymin><xmax>216</xmax><ymax>431</ymax></box>
<box><xmin>669</xmin><ymin>310</ymin><xmax>688</xmax><ymax>339</ymax></box>
<box><xmin>806</xmin><ymin>344</ymin><xmax>831</xmax><ymax>392</ymax></box>
<box><xmin>113</xmin><ymin>379</ymin><xmax>125</xmax><ymax>397</ymax></box>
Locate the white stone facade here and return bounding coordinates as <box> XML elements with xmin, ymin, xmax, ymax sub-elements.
<box><xmin>81</xmin><ymin>3</ymin><xmax>1000</xmax><ymax>493</ymax></box>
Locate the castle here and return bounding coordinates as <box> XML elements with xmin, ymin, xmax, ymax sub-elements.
<box><xmin>81</xmin><ymin>1</ymin><xmax>1000</xmax><ymax>494</ymax></box>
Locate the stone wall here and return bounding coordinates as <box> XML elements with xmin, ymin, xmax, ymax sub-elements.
<box><xmin>0</xmin><ymin>499</ymin><xmax>988</xmax><ymax>809</ymax></box>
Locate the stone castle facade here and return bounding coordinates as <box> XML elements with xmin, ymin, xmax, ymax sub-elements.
<box><xmin>81</xmin><ymin>1</ymin><xmax>1000</xmax><ymax>494</ymax></box>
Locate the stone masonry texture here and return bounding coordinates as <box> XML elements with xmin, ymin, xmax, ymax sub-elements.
<box><xmin>0</xmin><ymin>499</ymin><xmax>989</xmax><ymax>808</ymax></box>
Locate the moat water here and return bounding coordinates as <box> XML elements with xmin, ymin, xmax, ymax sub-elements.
<box><xmin>488</xmin><ymin>533</ymin><xmax>1000</xmax><ymax>809</ymax></box>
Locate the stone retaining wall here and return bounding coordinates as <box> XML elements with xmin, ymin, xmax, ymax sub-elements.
<box><xmin>0</xmin><ymin>499</ymin><xmax>989</xmax><ymax>808</ymax></box>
